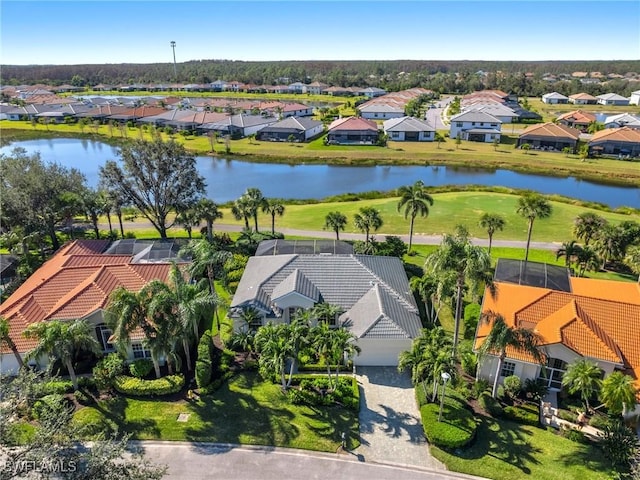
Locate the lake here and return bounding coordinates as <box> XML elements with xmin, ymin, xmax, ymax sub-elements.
<box><xmin>2</xmin><ymin>138</ymin><xmax>639</xmax><ymax>208</ymax></box>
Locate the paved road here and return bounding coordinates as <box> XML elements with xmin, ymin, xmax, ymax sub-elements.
<box><xmin>102</xmin><ymin>221</ymin><xmax>560</xmax><ymax>251</ymax></box>
<box><xmin>137</xmin><ymin>441</ymin><xmax>488</xmax><ymax>480</ymax></box>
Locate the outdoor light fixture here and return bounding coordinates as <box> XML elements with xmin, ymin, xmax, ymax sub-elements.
<box><xmin>438</xmin><ymin>371</ymin><xmax>451</xmax><ymax>422</ymax></box>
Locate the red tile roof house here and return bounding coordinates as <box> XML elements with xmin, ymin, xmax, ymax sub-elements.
<box><xmin>556</xmin><ymin>110</ymin><xmax>597</xmax><ymax>131</ymax></box>
<box><xmin>0</xmin><ymin>240</ymin><xmax>184</xmax><ymax>375</ymax></box>
<box><xmin>325</xmin><ymin>117</ymin><xmax>380</xmax><ymax>145</ymax></box>
<box><xmin>517</xmin><ymin>122</ymin><xmax>581</xmax><ymax>152</ymax></box>
<box><xmin>475</xmin><ymin>261</ymin><xmax>640</xmax><ymax>419</ymax></box>
<box><xmin>588</xmin><ymin>127</ymin><xmax>640</xmax><ymax>157</ymax></box>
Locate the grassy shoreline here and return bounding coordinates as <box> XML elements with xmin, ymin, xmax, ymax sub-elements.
<box><xmin>2</xmin><ymin>124</ymin><xmax>640</xmax><ymax>188</ymax></box>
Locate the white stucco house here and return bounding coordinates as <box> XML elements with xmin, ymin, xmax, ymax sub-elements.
<box><xmin>229</xmin><ymin>240</ymin><xmax>422</xmax><ymax>366</ymax></box>
<box><xmin>383</xmin><ymin>116</ymin><xmax>435</xmax><ymax>141</ymax></box>
<box><xmin>358</xmin><ymin>103</ymin><xmax>405</xmax><ymax>120</ymax></box>
<box><xmin>449</xmin><ymin>111</ymin><xmax>502</xmax><ymax>142</ymax></box>
<box><xmin>630</xmin><ymin>90</ymin><xmax>640</xmax><ymax>106</ymax></box>
<box><xmin>475</xmin><ymin>260</ymin><xmax>640</xmax><ymax>418</ymax></box>
<box><xmin>541</xmin><ymin>92</ymin><xmax>569</xmax><ymax>104</ymax></box>
<box><xmin>596</xmin><ymin>93</ymin><xmax>630</xmax><ymax>106</ymax></box>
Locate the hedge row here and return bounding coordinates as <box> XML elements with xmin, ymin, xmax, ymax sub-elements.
<box><xmin>114</xmin><ymin>374</ymin><xmax>185</xmax><ymax>396</ymax></box>
<box><xmin>420</xmin><ymin>402</ymin><xmax>477</xmax><ymax>449</ymax></box>
<box><xmin>503</xmin><ymin>404</ymin><xmax>539</xmax><ymax>426</ymax></box>
<box><xmin>198</xmin><ymin>371</ymin><xmax>235</xmax><ymax>396</ymax></box>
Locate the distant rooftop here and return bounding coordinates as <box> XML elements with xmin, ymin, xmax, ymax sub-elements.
<box><xmin>103</xmin><ymin>238</ymin><xmax>189</xmax><ymax>263</ymax></box>
<box><xmin>494</xmin><ymin>259</ymin><xmax>572</xmax><ymax>292</ymax></box>
<box><xmin>255</xmin><ymin>239</ymin><xmax>354</xmax><ymax>256</ymax></box>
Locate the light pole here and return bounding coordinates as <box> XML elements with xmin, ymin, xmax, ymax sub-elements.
<box><xmin>438</xmin><ymin>371</ymin><xmax>451</xmax><ymax>422</ymax></box>
<box><xmin>170</xmin><ymin>41</ymin><xmax>177</xmax><ymax>80</ymax></box>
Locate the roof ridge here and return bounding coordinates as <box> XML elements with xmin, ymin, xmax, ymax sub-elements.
<box><xmin>353</xmin><ymin>255</ymin><xmax>418</xmax><ymax>313</ymax></box>
<box><xmin>572</xmin><ymin>302</ymin><xmax>623</xmax><ymax>362</ymax></box>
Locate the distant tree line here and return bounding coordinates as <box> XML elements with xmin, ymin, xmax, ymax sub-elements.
<box><xmin>2</xmin><ymin>59</ymin><xmax>640</xmax><ymax>96</ymax></box>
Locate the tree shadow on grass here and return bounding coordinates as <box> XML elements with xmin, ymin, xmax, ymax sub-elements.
<box><xmin>558</xmin><ymin>437</ymin><xmax>612</xmax><ymax>473</ymax></box>
<box><xmin>301</xmin><ymin>405</ymin><xmax>360</xmax><ymax>450</ymax></box>
<box><xmin>183</xmin><ymin>371</ymin><xmax>298</xmax><ymax>451</ymax></box>
<box><xmin>452</xmin><ymin>417</ymin><xmax>542</xmax><ymax>475</ymax></box>
<box><xmin>84</xmin><ymin>395</ymin><xmax>161</xmax><ymax>439</ymax></box>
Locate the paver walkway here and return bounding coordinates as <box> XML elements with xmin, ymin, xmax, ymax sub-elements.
<box><xmin>354</xmin><ymin>366</ymin><xmax>445</xmax><ymax>470</ymax></box>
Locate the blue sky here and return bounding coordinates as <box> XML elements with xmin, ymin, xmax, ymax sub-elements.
<box><xmin>2</xmin><ymin>1</ymin><xmax>639</xmax><ymax>65</ymax></box>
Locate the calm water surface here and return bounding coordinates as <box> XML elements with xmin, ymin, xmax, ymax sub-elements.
<box><xmin>2</xmin><ymin>138</ymin><xmax>639</xmax><ymax>208</ymax></box>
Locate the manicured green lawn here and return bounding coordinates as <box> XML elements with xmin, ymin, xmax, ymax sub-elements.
<box><xmin>431</xmin><ymin>416</ymin><xmax>613</xmax><ymax>480</ymax></box>
<box><xmin>73</xmin><ymin>371</ymin><xmax>359</xmax><ymax>452</ymax></box>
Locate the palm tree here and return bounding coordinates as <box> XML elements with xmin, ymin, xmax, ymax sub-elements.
<box><xmin>331</xmin><ymin>328</ymin><xmax>360</xmax><ymax>382</ymax></box>
<box><xmin>244</xmin><ymin>188</ymin><xmax>268</xmax><ymax>232</ymax></box>
<box><xmin>397</xmin><ymin>180</ymin><xmax>434</xmax><ymax>251</ymax></box>
<box><xmin>312</xmin><ymin>322</ymin><xmax>338</xmax><ymax>386</ymax></box>
<box><xmin>181</xmin><ymin>239</ymin><xmax>232</xmax><ymax>295</ymax></box>
<box><xmin>195</xmin><ymin>198</ymin><xmax>223</xmax><ymax>242</ymax></box>
<box><xmin>478</xmin><ymin>311</ymin><xmax>545</xmax><ymax>398</ymax></box>
<box><xmin>573</xmin><ymin>212</ymin><xmax>607</xmax><ymax>246</ymax></box>
<box><xmin>561</xmin><ymin>359</ymin><xmax>603</xmax><ymax>411</ymax></box>
<box><xmin>312</xmin><ymin>302</ymin><xmax>342</xmax><ymax>326</ymax></box>
<box><xmin>262</xmin><ymin>200</ymin><xmax>285</xmax><ymax>235</ymax></box>
<box><xmin>555</xmin><ymin>240</ymin><xmax>584</xmax><ymax>271</ymax></box>
<box><xmin>353</xmin><ymin>207</ymin><xmax>383</xmax><ymax>244</ymax></box>
<box><xmin>175</xmin><ymin>207</ymin><xmax>200</xmax><ymax>239</ymax></box>
<box><xmin>254</xmin><ymin>322</ymin><xmax>292</xmax><ymax>390</ymax></box>
<box><xmin>324</xmin><ymin>211</ymin><xmax>348</xmax><ymax>240</ymax></box>
<box><xmin>0</xmin><ymin>316</ymin><xmax>24</xmax><ymax>369</ymax></box>
<box><xmin>623</xmin><ymin>245</ymin><xmax>640</xmax><ymax>281</ymax></box>
<box><xmin>409</xmin><ymin>272</ymin><xmax>455</xmax><ymax>325</ymax></box>
<box><xmin>143</xmin><ymin>280</ymin><xmax>182</xmax><ymax>376</ymax></box>
<box><xmin>600</xmin><ymin>371</ymin><xmax>638</xmax><ymax>416</ymax></box>
<box><xmin>594</xmin><ymin>223</ymin><xmax>626</xmax><ymax>270</ymax></box>
<box><xmin>24</xmin><ymin>319</ymin><xmax>101</xmax><ymax>390</ymax></box>
<box><xmin>479</xmin><ymin>213</ymin><xmax>505</xmax><ymax>255</ymax></box>
<box><xmin>576</xmin><ymin>246</ymin><xmax>600</xmax><ymax>277</ymax></box>
<box><xmin>231</xmin><ymin>195</ymin><xmax>252</xmax><ymax>230</ymax></box>
<box><xmin>516</xmin><ymin>193</ymin><xmax>553</xmax><ymax>264</ymax></box>
<box><xmin>425</xmin><ymin>225</ymin><xmax>493</xmax><ymax>354</ymax></box>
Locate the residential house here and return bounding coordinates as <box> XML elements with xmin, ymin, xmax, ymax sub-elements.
<box><xmin>588</xmin><ymin>127</ymin><xmax>640</xmax><ymax>157</ymax></box>
<box><xmin>449</xmin><ymin>111</ymin><xmax>502</xmax><ymax>143</ymax></box>
<box><xmin>474</xmin><ymin>260</ymin><xmax>640</xmax><ymax>417</ymax></box>
<box><xmin>106</xmin><ymin>106</ymin><xmax>166</xmax><ymax>124</ymax></box>
<box><xmin>229</xmin><ymin>241</ymin><xmax>422</xmax><ymax>366</ymax></box>
<box><xmin>358</xmin><ymin>87</ymin><xmax>387</xmax><ymax>98</ymax></box>
<box><xmin>281</xmin><ymin>103</ymin><xmax>314</xmax><ymax>117</ymax></box>
<box><xmin>325</xmin><ymin>117</ymin><xmax>379</xmax><ymax>145</ymax></box>
<box><xmin>199</xmin><ymin>114</ymin><xmax>278</xmax><ymax>138</ymax></box>
<box><xmin>596</xmin><ymin>93</ymin><xmax>630</xmax><ymax>106</ymax></box>
<box><xmin>541</xmin><ymin>92</ymin><xmax>569</xmax><ymax>104</ymax></box>
<box><xmin>0</xmin><ymin>254</ymin><xmax>18</xmax><ymax>290</ymax></box>
<box><xmin>556</xmin><ymin>110</ymin><xmax>596</xmax><ymax>131</ymax></box>
<box><xmin>256</xmin><ymin>117</ymin><xmax>324</xmax><ymax>142</ymax></box>
<box><xmin>322</xmin><ymin>86</ymin><xmax>353</xmax><ymax>96</ymax></box>
<box><xmin>603</xmin><ymin>113</ymin><xmax>640</xmax><ymax>129</ymax></box>
<box><xmin>288</xmin><ymin>82</ymin><xmax>306</xmax><ymax>94</ymax></box>
<box><xmin>0</xmin><ymin>239</ymin><xmax>188</xmax><ymax>375</ymax></box>
<box><xmin>383</xmin><ymin>116</ymin><xmax>435</xmax><ymax>142</ymax></box>
<box><xmin>517</xmin><ymin>122</ymin><xmax>580</xmax><ymax>152</ymax></box>
<box><xmin>568</xmin><ymin>93</ymin><xmax>598</xmax><ymax>105</ymax></box>
<box><xmin>463</xmin><ymin>103</ymin><xmax>519</xmax><ymax>124</ymax></box>
<box><xmin>358</xmin><ymin>102</ymin><xmax>405</xmax><ymax>120</ymax></box>
<box><xmin>629</xmin><ymin>90</ymin><xmax>640</xmax><ymax>106</ymax></box>
<box><xmin>304</xmin><ymin>82</ymin><xmax>328</xmax><ymax>94</ymax></box>
<box><xmin>209</xmin><ymin>80</ymin><xmax>228</xmax><ymax>92</ymax></box>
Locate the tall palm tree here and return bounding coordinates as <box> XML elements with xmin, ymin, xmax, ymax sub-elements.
<box><xmin>576</xmin><ymin>246</ymin><xmax>600</xmax><ymax>277</ymax></box>
<box><xmin>0</xmin><ymin>316</ymin><xmax>24</xmax><ymax>369</ymax></box>
<box><xmin>231</xmin><ymin>195</ymin><xmax>252</xmax><ymax>230</ymax></box>
<box><xmin>425</xmin><ymin>225</ymin><xmax>493</xmax><ymax>354</ymax></box>
<box><xmin>573</xmin><ymin>212</ymin><xmax>607</xmax><ymax>246</ymax></box>
<box><xmin>331</xmin><ymin>328</ymin><xmax>360</xmax><ymax>382</ymax></box>
<box><xmin>244</xmin><ymin>188</ymin><xmax>268</xmax><ymax>232</ymax></box>
<box><xmin>594</xmin><ymin>223</ymin><xmax>626</xmax><ymax>270</ymax></box>
<box><xmin>623</xmin><ymin>245</ymin><xmax>640</xmax><ymax>281</ymax></box>
<box><xmin>262</xmin><ymin>200</ymin><xmax>285</xmax><ymax>235</ymax></box>
<box><xmin>353</xmin><ymin>207</ymin><xmax>383</xmax><ymax>244</ymax></box>
<box><xmin>175</xmin><ymin>207</ymin><xmax>200</xmax><ymax>239</ymax></box>
<box><xmin>516</xmin><ymin>193</ymin><xmax>553</xmax><ymax>264</ymax></box>
<box><xmin>312</xmin><ymin>302</ymin><xmax>342</xmax><ymax>326</ymax></box>
<box><xmin>478</xmin><ymin>311</ymin><xmax>545</xmax><ymax>398</ymax></box>
<box><xmin>479</xmin><ymin>213</ymin><xmax>506</xmax><ymax>255</ymax></box>
<box><xmin>397</xmin><ymin>180</ymin><xmax>434</xmax><ymax>251</ymax></box>
<box><xmin>561</xmin><ymin>358</ymin><xmax>603</xmax><ymax>411</ymax></box>
<box><xmin>324</xmin><ymin>211</ymin><xmax>348</xmax><ymax>240</ymax></box>
<box><xmin>195</xmin><ymin>198</ymin><xmax>223</xmax><ymax>242</ymax></box>
<box><xmin>181</xmin><ymin>239</ymin><xmax>232</xmax><ymax>295</ymax></box>
<box><xmin>312</xmin><ymin>322</ymin><xmax>338</xmax><ymax>386</ymax></box>
<box><xmin>254</xmin><ymin>322</ymin><xmax>292</xmax><ymax>390</ymax></box>
<box><xmin>555</xmin><ymin>240</ymin><xmax>584</xmax><ymax>271</ymax></box>
<box><xmin>409</xmin><ymin>272</ymin><xmax>455</xmax><ymax>325</ymax></box>
<box><xmin>143</xmin><ymin>280</ymin><xmax>182</xmax><ymax>376</ymax></box>
<box><xmin>600</xmin><ymin>371</ymin><xmax>638</xmax><ymax>416</ymax></box>
<box><xmin>24</xmin><ymin>319</ymin><xmax>101</xmax><ymax>390</ymax></box>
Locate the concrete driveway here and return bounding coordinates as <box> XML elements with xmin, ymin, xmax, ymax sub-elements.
<box><xmin>354</xmin><ymin>366</ymin><xmax>445</xmax><ymax>470</ymax></box>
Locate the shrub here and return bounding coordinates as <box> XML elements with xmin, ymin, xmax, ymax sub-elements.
<box><xmin>32</xmin><ymin>394</ymin><xmax>71</xmax><ymax>420</ymax></box>
<box><xmin>129</xmin><ymin>358</ymin><xmax>153</xmax><ymax>378</ymax></box>
<box><xmin>557</xmin><ymin>409</ymin><xmax>578</xmax><ymax>423</ymax></box>
<box><xmin>560</xmin><ymin>425</ymin><xmax>588</xmax><ymax>444</ymax></box>
<box><xmin>463</xmin><ymin>303</ymin><xmax>481</xmax><ymax>337</ymax></box>
<box><xmin>286</xmin><ymin>375</ymin><xmax>359</xmax><ymax>411</ymax></box>
<box><xmin>459</xmin><ymin>350</ymin><xmax>478</xmax><ymax>377</ymax></box>
<box><xmin>523</xmin><ymin>378</ymin><xmax>549</xmax><ymax>402</ymax></box>
<box><xmin>93</xmin><ymin>354</ymin><xmax>125</xmax><ymax>391</ymax></box>
<box><xmin>74</xmin><ymin>389</ymin><xmax>94</xmax><ymax>406</ymax></box>
<box><xmin>479</xmin><ymin>392</ymin><xmax>503</xmax><ymax>417</ymax></box>
<box><xmin>503</xmin><ymin>404</ymin><xmax>539</xmax><ymax>426</ymax></box>
<box><xmin>195</xmin><ymin>331</ymin><xmax>214</xmax><ymax>389</ymax></box>
<box><xmin>40</xmin><ymin>379</ymin><xmax>74</xmax><ymax>395</ymax></box>
<box><xmin>113</xmin><ymin>374</ymin><xmax>185</xmax><ymax>397</ymax></box>
<box><xmin>471</xmin><ymin>379</ymin><xmax>490</xmax><ymax>399</ymax></box>
<box><xmin>199</xmin><ymin>371</ymin><xmax>235</xmax><ymax>396</ymax></box>
<box><xmin>503</xmin><ymin>375</ymin><xmax>522</xmax><ymax>399</ymax></box>
<box><xmin>420</xmin><ymin>402</ymin><xmax>476</xmax><ymax>449</ymax></box>
<box><xmin>588</xmin><ymin>413</ymin><xmax>609</xmax><ymax>430</ymax></box>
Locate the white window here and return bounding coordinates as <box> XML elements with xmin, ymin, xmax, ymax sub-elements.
<box><xmin>456</xmin><ymin>122</ymin><xmax>463</xmax><ymax>127</ymax></box>
<box><xmin>500</xmin><ymin>361</ymin><xmax>516</xmax><ymax>377</ymax></box>
<box><xmin>132</xmin><ymin>343</ymin><xmax>152</xmax><ymax>359</ymax></box>
<box><xmin>391</xmin><ymin>131</ymin><xmax>399</xmax><ymax>139</ymax></box>
<box><xmin>95</xmin><ymin>323</ymin><xmax>115</xmax><ymax>352</ymax></box>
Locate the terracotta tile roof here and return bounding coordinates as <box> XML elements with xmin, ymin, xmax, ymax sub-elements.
<box><xmin>0</xmin><ymin>240</ymin><xmax>172</xmax><ymax>354</ymax></box>
<box><xmin>557</xmin><ymin>110</ymin><xmax>596</xmax><ymax>124</ymax></box>
<box><xmin>519</xmin><ymin>122</ymin><xmax>581</xmax><ymax>140</ymax></box>
<box><xmin>476</xmin><ymin>279</ymin><xmax>640</xmax><ymax>394</ymax></box>
<box><xmin>590</xmin><ymin>127</ymin><xmax>640</xmax><ymax>144</ymax></box>
<box><xmin>327</xmin><ymin>117</ymin><xmax>378</xmax><ymax>132</ymax></box>
<box><xmin>569</xmin><ymin>92</ymin><xmax>597</xmax><ymax>101</ymax></box>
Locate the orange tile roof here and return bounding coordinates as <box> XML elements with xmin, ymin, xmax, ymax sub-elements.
<box><xmin>557</xmin><ymin>110</ymin><xmax>596</xmax><ymax>124</ymax></box>
<box><xmin>590</xmin><ymin>126</ymin><xmax>640</xmax><ymax>144</ymax></box>
<box><xmin>0</xmin><ymin>240</ymin><xmax>172</xmax><ymax>353</ymax></box>
<box><xmin>569</xmin><ymin>92</ymin><xmax>597</xmax><ymax>100</ymax></box>
<box><xmin>519</xmin><ymin>122</ymin><xmax>581</xmax><ymax>140</ymax></box>
<box><xmin>476</xmin><ymin>279</ymin><xmax>640</xmax><ymax>394</ymax></box>
<box><xmin>328</xmin><ymin>117</ymin><xmax>378</xmax><ymax>132</ymax></box>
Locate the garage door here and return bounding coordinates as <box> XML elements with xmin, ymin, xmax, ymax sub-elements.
<box><xmin>354</xmin><ymin>338</ymin><xmax>411</xmax><ymax>366</ymax></box>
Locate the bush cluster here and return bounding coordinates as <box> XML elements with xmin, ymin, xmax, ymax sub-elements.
<box><xmin>92</xmin><ymin>354</ymin><xmax>125</xmax><ymax>391</ymax></box>
<box><xmin>479</xmin><ymin>392</ymin><xmax>503</xmax><ymax>417</ymax></box>
<box><xmin>503</xmin><ymin>403</ymin><xmax>539</xmax><ymax>426</ymax></box>
<box><xmin>198</xmin><ymin>371</ymin><xmax>235</xmax><ymax>396</ymax></box>
<box><xmin>40</xmin><ymin>379</ymin><xmax>74</xmax><ymax>395</ymax></box>
<box><xmin>420</xmin><ymin>402</ymin><xmax>476</xmax><ymax>449</ymax></box>
<box><xmin>129</xmin><ymin>358</ymin><xmax>153</xmax><ymax>378</ymax></box>
<box><xmin>113</xmin><ymin>374</ymin><xmax>185</xmax><ymax>397</ymax></box>
<box><xmin>556</xmin><ymin>409</ymin><xmax>578</xmax><ymax>423</ymax></box>
<box><xmin>195</xmin><ymin>331</ymin><xmax>214</xmax><ymax>389</ymax></box>
<box><xmin>32</xmin><ymin>393</ymin><xmax>72</xmax><ymax>420</ymax></box>
<box><xmin>287</xmin><ymin>376</ymin><xmax>359</xmax><ymax>411</ymax></box>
